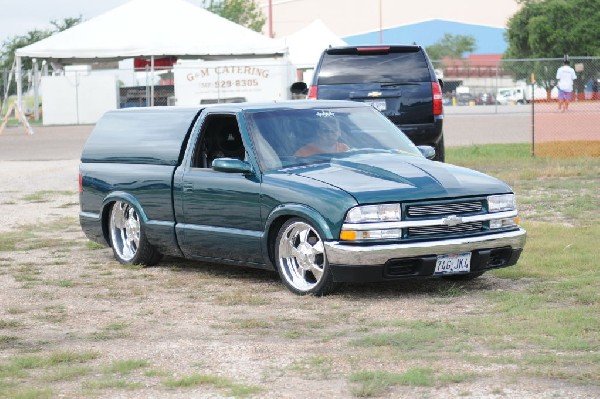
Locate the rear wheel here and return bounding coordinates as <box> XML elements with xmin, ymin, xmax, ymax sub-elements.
<box><xmin>274</xmin><ymin>218</ymin><xmax>337</xmax><ymax>296</ymax></box>
<box><xmin>434</xmin><ymin>135</ymin><xmax>445</xmax><ymax>162</ymax></box>
<box><xmin>109</xmin><ymin>201</ymin><xmax>162</xmax><ymax>266</ymax></box>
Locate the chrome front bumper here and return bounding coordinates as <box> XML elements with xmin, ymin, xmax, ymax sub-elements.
<box><xmin>324</xmin><ymin>228</ymin><xmax>527</xmax><ymax>266</ymax></box>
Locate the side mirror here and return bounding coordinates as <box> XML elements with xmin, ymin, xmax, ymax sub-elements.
<box><xmin>417</xmin><ymin>145</ymin><xmax>436</xmax><ymax>160</ymax></box>
<box><xmin>290</xmin><ymin>81</ymin><xmax>308</xmax><ymax>95</ymax></box>
<box><xmin>212</xmin><ymin>158</ymin><xmax>253</xmax><ymax>174</ymax></box>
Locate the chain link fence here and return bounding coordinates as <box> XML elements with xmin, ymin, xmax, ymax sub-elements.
<box><xmin>432</xmin><ymin>57</ymin><xmax>600</xmax><ymax>157</ymax></box>
<box><xmin>1</xmin><ymin>57</ymin><xmax>599</xmax><ymax>157</ymax></box>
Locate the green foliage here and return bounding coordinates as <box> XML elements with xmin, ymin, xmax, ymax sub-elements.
<box><xmin>163</xmin><ymin>373</ymin><xmax>261</xmax><ymax>397</ymax></box>
<box><xmin>505</xmin><ymin>0</ymin><xmax>600</xmax><ymax>59</ymax></box>
<box><xmin>504</xmin><ymin>0</ymin><xmax>600</xmax><ymax>89</ymax></box>
<box><xmin>425</xmin><ymin>33</ymin><xmax>477</xmax><ymax>60</ymax></box>
<box><xmin>202</xmin><ymin>0</ymin><xmax>266</xmax><ymax>33</ymax></box>
<box><xmin>0</xmin><ymin>16</ymin><xmax>83</xmax><ymax>96</ymax></box>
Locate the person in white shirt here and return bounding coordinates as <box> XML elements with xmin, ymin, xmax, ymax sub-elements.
<box><xmin>556</xmin><ymin>59</ymin><xmax>577</xmax><ymax>112</ymax></box>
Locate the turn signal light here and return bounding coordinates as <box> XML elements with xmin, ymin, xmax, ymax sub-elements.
<box><xmin>307</xmin><ymin>86</ymin><xmax>318</xmax><ymax>99</ymax></box>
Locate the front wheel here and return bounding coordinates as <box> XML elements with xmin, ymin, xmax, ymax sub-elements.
<box><xmin>274</xmin><ymin>218</ymin><xmax>337</xmax><ymax>296</ymax></box>
<box><xmin>109</xmin><ymin>201</ymin><xmax>162</xmax><ymax>266</ymax></box>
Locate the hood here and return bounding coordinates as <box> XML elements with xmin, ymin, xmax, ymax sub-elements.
<box><xmin>289</xmin><ymin>153</ymin><xmax>511</xmax><ymax>204</ymax></box>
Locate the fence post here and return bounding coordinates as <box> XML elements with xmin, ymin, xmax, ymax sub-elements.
<box><xmin>531</xmin><ymin>76</ymin><xmax>535</xmax><ymax>157</ymax></box>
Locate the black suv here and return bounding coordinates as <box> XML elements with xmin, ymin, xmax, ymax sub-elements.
<box><xmin>292</xmin><ymin>45</ymin><xmax>445</xmax><ymax>161</ymax></box>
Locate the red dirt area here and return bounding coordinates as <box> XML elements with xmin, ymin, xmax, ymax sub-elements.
<box><xmin>531</xmin><ymin>101</ymin><xmax>600</xmax><ymax>157</ymax></box>
<box><xmin>532</xmin><ymin>101</ymin><xmax>600</xmax><ymax>142</ymax></box>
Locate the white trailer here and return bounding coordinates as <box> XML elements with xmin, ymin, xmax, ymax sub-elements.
<box><xmin>174</xmin><ymin>57</ymin><xmax>296</xmax><ymax>105</ymax></box>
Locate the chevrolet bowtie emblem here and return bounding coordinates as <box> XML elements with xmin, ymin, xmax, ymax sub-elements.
<box><xmin>442</xmin><ymin>215</ymin><xmax>463</xmax><ymax>226</ymax></box>
<box><xmin>367</xmin><ymin>91</ymin><xmax>382</xmax><ymax>97</ymax></box>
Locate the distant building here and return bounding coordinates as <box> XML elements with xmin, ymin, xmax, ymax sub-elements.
<box><xmin>258</xmin><ymin>0</ymin><xmax>519</xmax><ymax>46</ymax></box>
<box><xmin>344</xmin><ymin>19</ymin><xmax>507</xmax><ymax>55</ymax></box>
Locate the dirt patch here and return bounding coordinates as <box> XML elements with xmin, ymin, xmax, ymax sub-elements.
<box><xmin>0</xmin><ymin>159</ymin><xmax>597</xmax><ymax>399</ymax></box>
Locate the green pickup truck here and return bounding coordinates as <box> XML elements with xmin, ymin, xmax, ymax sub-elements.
<box><xmin>79</xmin><ymin>100</ymin><xmax>526</xmax><ymax>295</ymax></box>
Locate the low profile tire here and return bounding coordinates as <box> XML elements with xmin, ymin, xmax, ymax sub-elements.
<box><xmin>274</xmin><ymin>218</ymin><xmax>337</xmax><ymax>296</ymax></box>
<box><xmin>434</xmin><ymin>135</ymin><xmax>445</xmax><ymax>162</ymax></box>
<box><xmin>442</xmin><ymin>271</ymin><xmax>484</xmax><ymax>281</ymax></box>
<box><xmin>109</xmin><ymin>201</ymin><xmax>162</xmax><ymax>266</ymax></box>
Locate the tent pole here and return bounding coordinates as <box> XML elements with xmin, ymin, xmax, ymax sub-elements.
<box><xmin>33</xmin><ymin>59</ymin><xmax>40</xmax><ymax>121</ymax></box>
<box><xmin>16</xmin><ymin>56</ymin><xmax>22</xmax><ymax>110</ymax></box>
<box><xmin>150</xmin><ymin>56</ymin><xmax>155</xmax><ymax>107</ymax></box>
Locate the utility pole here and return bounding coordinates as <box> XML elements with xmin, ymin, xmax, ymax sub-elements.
<box><xmin>269</xmin><ymin>0</ymin><xmax>273</xmax><ymax>38</ymax></box>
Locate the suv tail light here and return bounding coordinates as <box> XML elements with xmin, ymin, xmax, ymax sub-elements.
<box><xmin>307</xmin><ymin>85</ymin><xmax>318</xmax><ymax>99</ymax></box>
<box><xmin>78</xmin><ymin>173</ymin><xmax>83</xmax><ymax>193</ymax></box>
<box><xmin>432</xmin><ymin>82</ymin><xmax>443</xmax><ymax>116</ymax></box>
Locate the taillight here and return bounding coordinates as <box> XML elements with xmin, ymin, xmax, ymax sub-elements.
<box><xmin>78</xmin><ymin>173</ymin><xmax>83</xmax><ymax>193</ymax></box>
<box><xmin>307</xmin><ymin>85</ymin><xmax>318</xmax><ymax>99</ymax></box>
<box><xmin>432</xmin><ymin>82</ymin><xmax>443</xmax><ymax>116</ymax></box>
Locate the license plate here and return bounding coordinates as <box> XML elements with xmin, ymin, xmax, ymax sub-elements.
<box><xmin>364</xmin><ymin>99</ymin><xmax>386</xmax><ymax>111</ymax></box>
<box><xmin>434</xmin><ymin>252</ymin><xmax>471</xmax><ymax>275</ymax></box>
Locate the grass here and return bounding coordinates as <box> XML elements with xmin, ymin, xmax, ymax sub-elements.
<box><xmin>349</xmin><ymin>367</ymin><xmax>474</xmax><ymax>397</ymax></box>
<box><xmin>89</xmin><ymin>322</ymin><xmax>130</xmax><ymax>341</ymax></box>
<box><xmin>163</xmin><ymin>373</ymin><xmax>262</xmax><ymax>397</ymax></box>
<box><xmin>20</xmin><ymin>191</ymin><xmax>75</xmax><ymax>203</ymax></box>
<box><xmin>340</xmin><ymin>145</ymin><xmax>600</xmax><ymax>390</ymax></box>
<box><xmin>0</xmin><ymin>143</ymin><xmax>597</xmax><ymax>397</ymax></box>
<box><xmin>104</xmin><ymin>359</ymin><xmax>149</xmax><ymax>375</ymax></box>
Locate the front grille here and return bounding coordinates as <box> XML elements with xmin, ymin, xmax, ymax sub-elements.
<box><xmin>408</xmin><ymin>221</ymin><xmax>484</xmax><ymax>237</ymax></box>
<box><xmin>406</xmin><ymin>201</ymin><xmax>482</xmax><ymax>217</ymax></box>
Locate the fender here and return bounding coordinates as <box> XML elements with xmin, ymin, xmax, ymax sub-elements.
<box><xmin>262</xmin><ymin>203</ymin><xmax>336</xmax><ymax>268</ymax></box>
<box><xmin>101</xmin><ymin>191</ymin><xmax>183</xmax><ymax>257</ymax></box>
<box><xmin>102</xmin><ymin>191</ymin><xmax>149</xmax><ymax>224</ymax></box>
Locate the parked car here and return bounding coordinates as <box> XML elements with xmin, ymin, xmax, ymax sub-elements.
<box><xmin>476</xmin><ymin>93</ymin><xmax>497</xmax><ymax>105</ymax></box>
<box><xmin>456</xmin><ymin>93</ymin><xmax>476</xmax><ymax>106</ymax></box>
<box><xmin>80</xmin><ymin>101</ymin><xmax>526</xmax><ymax>296</ymax></box>
<box><xmin>291</xmin><ymin>45</ymin><xmax>445</xmax><ymax>162</ymax></box>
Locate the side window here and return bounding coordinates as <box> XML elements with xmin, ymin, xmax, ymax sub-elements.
<box><xmin>192</xmin><ymin>115</ymin><xmax>246</xmax><ymax>168</ymax></box>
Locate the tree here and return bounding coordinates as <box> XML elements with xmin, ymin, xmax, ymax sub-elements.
<box><xmin>504</xmin><ymin>0</ymin><xmax>600</xmax><ymax>91</ymax></box>
<box><xmin>0</xmin><ymin>16</ymin><xmax>83</xmax><ymax>97</ymax></box>
<box><xmin>202</xmin><ymin>0</ymin><xmax>266</xmax><ymax>33</ymax></box>
<box><xmin>505</xmin><ymin>0</ymin><xmax>600</xmax><ymax>59</ymax></box>
<box><xmin>425</xmin><ymin>33</ymin><xmax>477</xmax><ymax>61</ymax></box>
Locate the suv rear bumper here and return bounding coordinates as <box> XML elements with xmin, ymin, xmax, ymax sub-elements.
<box><xmin>397</xmin><ymin>116</ymin><xmax>443</xmax><ymax>147</ymax></box>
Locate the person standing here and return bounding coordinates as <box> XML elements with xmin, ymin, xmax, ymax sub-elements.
<box><xmin>556</xmin><ymin>58</ymin><xmax>577</xmax><ymax>112</ymax></box>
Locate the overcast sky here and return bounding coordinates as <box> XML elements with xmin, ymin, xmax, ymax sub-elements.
<box><xmin>0</xmin><ymin>0</ymin><xmax>132</xmax><ymax>44</ymax></box>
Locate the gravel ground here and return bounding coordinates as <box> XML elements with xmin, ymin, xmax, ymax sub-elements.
<box><xmin>0</xmin><ymin>130</ymin><xmax>597</xmax><ymax>398</ymax></box>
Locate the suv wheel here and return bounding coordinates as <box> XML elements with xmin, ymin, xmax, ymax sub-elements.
<box><xmin>434</xmin><ymin>136</ymin><xmax>445</xmax><ymax>162</ymax></box>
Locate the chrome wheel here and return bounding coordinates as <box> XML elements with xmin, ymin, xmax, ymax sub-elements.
<box><xmin>277</xmin><ymin>220</ymin><xmax>327</xmax><ymax>293</ymax></box>
<box><xmin>110</xmin><ymin>201</ymin><xmax>140</xmax><ymax>262</ymax></box>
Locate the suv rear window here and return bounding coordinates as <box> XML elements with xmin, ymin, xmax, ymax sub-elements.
<box><xmin>316</xmin><ymin>47</ymin><xmax>431</xmax><ymax>85</ymax></box>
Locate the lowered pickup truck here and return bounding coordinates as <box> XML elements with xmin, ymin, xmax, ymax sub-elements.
<box><xmin>79</xmin><ymin>100</ymin><xmax>526</xmax><ymax>296</ymax></box>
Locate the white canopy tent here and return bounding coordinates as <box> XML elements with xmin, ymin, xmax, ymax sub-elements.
<box><xmin>15</xmin><ymin>0</ymin><xmax>287</xmax><ymax>107</ymax></box>
<box><xmin>284</xmin><ymin>19</ymin><xmax>347</xmax><ymax>69</ymax></box>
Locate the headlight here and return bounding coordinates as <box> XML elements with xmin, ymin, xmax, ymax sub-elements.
<box><xmin>345</xmin><ymin>204</ymin><xmax>401</xmax><ymax>223</ymax></box>
<box><xmin>342</xmin><ymin>204</ymin><xmax>402</xmax><ymax>241</ymax></box>
<box><xmin>488</xmin><ymin>194</ymin><xmax>516</xmax><ymax>213</ymax></box>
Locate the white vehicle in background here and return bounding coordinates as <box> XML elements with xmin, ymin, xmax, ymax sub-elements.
<box><xmin>496</xmin><ymin>85</ymin><xmax>549</xmax><ymax>105</ymax></box>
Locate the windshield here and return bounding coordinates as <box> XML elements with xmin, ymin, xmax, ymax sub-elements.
<box><xmin>245</xmin><ymin>106</ymin><xmax>422</xmax><ymax>171</ymax></box>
